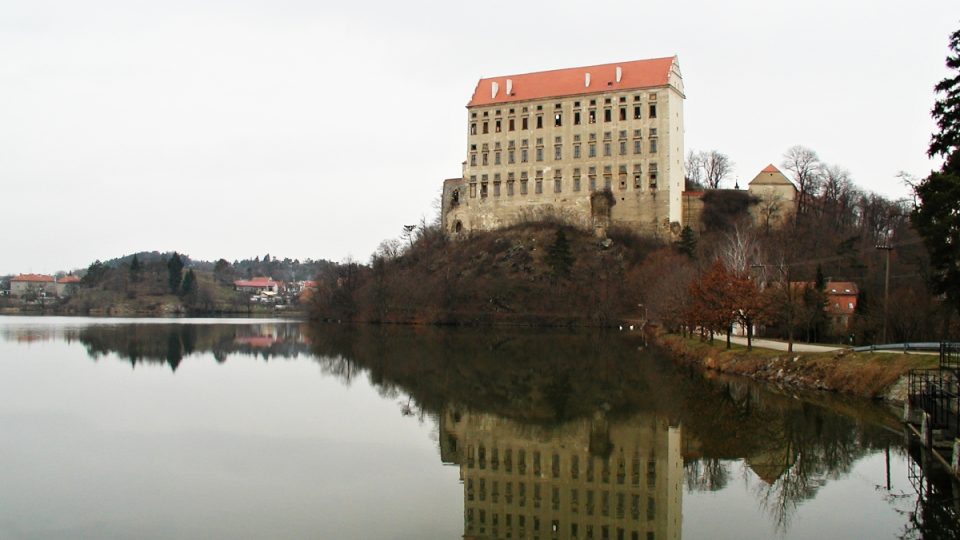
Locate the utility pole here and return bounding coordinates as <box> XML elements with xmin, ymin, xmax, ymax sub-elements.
<box><xmin>876</xmin><ymin>243</ymin><xmax>893</xmax><ymax>344</ymax></box>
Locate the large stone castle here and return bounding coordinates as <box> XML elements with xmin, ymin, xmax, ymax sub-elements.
<box><xmin>442</xmin><ymin>57</ymin><xmax>686</xmax><ymax>238</ymax></box>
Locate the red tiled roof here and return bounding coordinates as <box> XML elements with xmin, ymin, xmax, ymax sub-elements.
<box><xmin>57</xmin><ymin>276</ymin><xmax>80</xmax><ymax>284</ymax></box>
<box><xmin>761</xmin><ymin>164</ymin><xmax>781</xmax><ymax>173</ymax></box>
<box><xmin>12</xmin><ymin>274</ymin><xmax>54</xmax><ymax>283</ymax></box>
<box><xmin>468</xmin><ymin>57</ymin><xmax>676</xmax><ymax>107</ymax></box>
<box><xmin>234</xmin><ymin>277</ymin><xmax>279</xmax><ymax>288</ymax></box>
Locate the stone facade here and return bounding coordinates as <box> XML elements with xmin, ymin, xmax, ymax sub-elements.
<box><xmin>443</xmin><ymin>57</ymin><xmax>686</xmax><ymax>238</ymax></box>
<box><xmin>747</xmin><ymin>164</ymin><xmax>797</xmax><ymax>230</ymax></box>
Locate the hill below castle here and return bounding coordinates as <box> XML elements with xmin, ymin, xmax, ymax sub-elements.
<box><xmin>308</xmin><ymin>222</ymin><xmax>686</xmax><ymax>326</ymax></box>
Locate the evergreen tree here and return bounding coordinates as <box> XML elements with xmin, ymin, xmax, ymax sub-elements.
<box><xmin>676</xmin><ymin>225</ymin><xmax>697</xmax><ymax>258</ymax></box>
<box><xmin>167</xmin><ymin>252</ymin><xmax>184</xmax><ymax>294</ymax></box>
<box><xmin>546</xmin><ymin>229</ymin><xmax>574</xmax><ymax>278</ymax></box>
<box><xmin>129</xmin><ymin>254</ymin><xmax>142</xmax><ymax>282</ymax></box>
<box><xmin>913</xmin><ymin>27</ymin><xmax>960</xmax><ymax>316</ymax></box>
<box><xmin>180</xmin><ymin>269</ymin><xmax>197</xmax><ymax>298</ymax></box>
<box><xmin>82</xmin><ymin>260</ymin><xmax>107</xmax><ymax>286</ymax></box>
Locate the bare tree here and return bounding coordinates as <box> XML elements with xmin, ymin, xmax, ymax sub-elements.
<box><xmin>781</xmin><ymin>146</ymin><xmax>822</xmax><ymax>215</ymax></box>
<box><xmin>719</xmin><ymin>224</ymin><xmax>762</xmax><ymax>275</ymax></box>
<box><xmin>820</xmin><ymin>164</ymin><xmax>853</xmax><ymax>228</ymax></box>
<box><xmin>703</xmin><ymin>150</ymin><xmax>735</xmax><ymax>189</ymax></box>
<box><xmin>687</xmin><ymin>149</ymin><xmax>734</xmax><ymax>189</ymax></box>
<box><xmin>685</xmin><ymin>150</ymin><xmax>706</xmax><ymax>189</ymax></box>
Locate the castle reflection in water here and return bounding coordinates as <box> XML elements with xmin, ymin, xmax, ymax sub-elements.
<box><xmin>440</xmin><ymin>407</ymin><xmax>681</xmax><ymax>540</ymax></box>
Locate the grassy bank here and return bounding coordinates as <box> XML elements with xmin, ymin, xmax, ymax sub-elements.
<box><xmin>656</xmin><ymin>334</ymin><xmax>938</xmax><ymax>402</ymax></box>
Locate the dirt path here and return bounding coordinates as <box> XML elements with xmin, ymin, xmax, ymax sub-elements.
<box><xmin>728</xmin><ymin>336</ymin><xmax>843</xmax><ymax>352</ymax></box>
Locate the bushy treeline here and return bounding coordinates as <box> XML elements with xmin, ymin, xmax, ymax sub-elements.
<box><xmin>66</xmin><ymin>251</ymin><xmax>334</xmax><ymax>314</ymax></box>
<box><xmin>668</xmin><ymin>145</ymin><xmax>957</xmax><ymax>345</ymax></box>
<box><xmin>309</xmin><ymin>218</ymin><xmax>673</xmax><ymax>326</ymax></box>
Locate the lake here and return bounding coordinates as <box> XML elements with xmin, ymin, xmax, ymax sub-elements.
<box><xmin>0</xmin><ymin>317</ymin><xmax>956</xmax><ymax>539</ymax></box>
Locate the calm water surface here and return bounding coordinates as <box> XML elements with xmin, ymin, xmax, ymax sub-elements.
<box><xmin>0</xmin><ymin>316</ymin><xmax>956</xmax><ymax>539</ymax></box>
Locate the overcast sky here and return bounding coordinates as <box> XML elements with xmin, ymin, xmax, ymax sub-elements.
<box><xmin>2</xmin><ymin>1</ymin><xmax>958</xmax><ymax>275</ymax></box>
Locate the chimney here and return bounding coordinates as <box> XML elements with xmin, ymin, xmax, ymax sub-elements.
<box><xmin>584</xmin><ymin>72</ymin><xmax>591</xmax><ymax>87</ymax></box>
<box><xmin>491</xmin><ymin>81</ymin><xmax>499</xmax><ymax>99</ymax></box>
<box><xmin>616</xmin><ymin>66</ymin><xmax>622</xmax><ymax>83</ymax></box>
<box><xmin>506</xmin><ymin>78</ymin><xmax>513</xmax><ymax>95</ymax></box>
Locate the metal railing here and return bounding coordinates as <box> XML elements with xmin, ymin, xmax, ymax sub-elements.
<box><xmin>908</xmin><ymin>368</ymin><xmax>960</xmax><ymax>437</ymax></box>
<box><xmin>942</xmin><ymin>342</ymin><xmax>960</xmax><ymax>371</ymax></box>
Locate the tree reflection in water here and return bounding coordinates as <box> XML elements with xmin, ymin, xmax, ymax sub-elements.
<box><xmin>10</xmin><ymin>320</ymin><xmax>955</xmax><ymax>536</ymax></box>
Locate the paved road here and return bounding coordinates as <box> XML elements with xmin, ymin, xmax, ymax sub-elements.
<box><xmin>728</xmin><ymin>336</ymin><xmax>843</xmax><ymax>352</ymax></box>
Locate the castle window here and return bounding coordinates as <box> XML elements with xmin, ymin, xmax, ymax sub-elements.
<box><xmin>589</xmin><ymin>133</ymin><xmax>597</xmax><ymax>141</ymax></box>
<box><xmin>482</xmin><ymin>152</ymin><xmax>488</xmax><ymax>165</ymax></box>
<box><xmin>604</xmin><ymin>109</ymin><xmax>612</xmax><ymax>122</ymax></box>
<box><xmin>649</xmin><ymin>104</ymin><xmax>657</xmax><ymax>118</ymax></box>
<box><xmin>472</xmin><ymin>111</ymin><xmax>478</xmax><ymax>118</ymax></box>
<box><xmin>535</xmin><ymin>179</ymin><xmax>543</xmax><ymax>194</ymax></box>
<box><xmin>480</xmin><ymin>182</ymin><xmax>488</xmax><ymax>198</ymax></box>
<box><xmin>508</xmin><ymin>150</ymin><xmax>515</xmax><ymax>164</ymax></box>
<box><xmin>619</xmin><ymin>130</ymin><xmax>627</xmax><ymax>139</ymax></box>
<box><xmin>590</xmin><ymin>99</ymin><xmax>596</xmax><ymax>106</ymax></box>
<box><xmin>573</xmin><ymin>144</ymin><xmax>581</xmax><ymax>159</ymax></box>
<box><xmin>649</xmin><ymin>138</ymin><xmax>658</xmax><ymax>153</ymax></box>
<box><xmin>521</xmin><ymin>172</ymin><xmax>529</xmax><ymax>195</ymax></box>
<box><xmin>554</xmin><ymin>170</ymin><xmax>562</xmax><ymax>193</ymax></box>
<box><xmin>537</xmin><ymin>105</ymin><xmax>543</xmax><ymax>111</ymax></box>
<box><xmin>634</xmin><ymin>174</ymin><xmax>642</xmax><ymax>189</ymax></box>
<box><xmin>603</xmin><ymin>131</ymin><xmax>612</xmax><ymax>140</ymax></box>
<box><xmin>620</xmin><ymin>107</ymin><xmax>627</xmax><ymax>121</ymax></box>
<box><xmin>483</xmin><ymin>121</ymin><xmax>489</xmax><ymax>134</ymax></box>
<box><xmin>634</xmin><ymin>95</ymin><xmax>641</xmax><ymax>102</ymax></box>
<box><xmin>588</xmin><ymin>143</ymin><xmax>596</xmax><ymax>158</ymax></box>
<box><xmin>536</xmin><ymin>147</ymin><xmax>544</xmax><ymax>162</ymax></box>
<box><xmin>483</xmin><ymin>111</ymin><xmax>489</xmax><ymax>116</ymax></box>
<box><xmin>634</xmin><ymin>105</ymin><xmax>642</xmax><ymax>119</ymax></box>
<box><xmin>521</xmin><ymin>149</ymin><xmax>528</xmax><ymax>163</ymax></box>
<box><xmin>573</xmin><ymin>168</ymin><xmax>581</xmax><ymax>191</ymax></box>
<box><xmin>605</xmin><ymin>97</ymin><xmax>612</xmax><ymax>104</ymax></box>
<box><xmin>649</xmin><ymin>128</ymin><xmax>657</xmax><ymax>137</ymax></box>
<box><xmin>554</xmin><ymin>113</ymin><xmax>562</xmax><ymax>127</ymax></box>
<box><xmin>522</xmin><ymin>117</ymin><xmax>529</xmax><ymax>130</ymax></box>
<box><xmin>554</xmin><ymin>144</ymin><xmax>562</xmax><ymax>160</ymax></box>
<box><xmin>471</xmin><ymin>123</ymin><xmax>477</xmax><ymax>135</ymax></box>
<box><xmin>603</xmin><ymin>142</ymin><xmax>611</xmax><ymax>157</ymax></box>
<box><xmin>470</xmin><ymin>183</ymin><xmax>477</xmax><ymax>198</ymax></box>
<box><xmin>495</xmin><ymin>151</ymin><xmax>501</xmax><ymax>165</ymax></box>
<box><xmin>648</xmin><ymin>93</ymin><xmax>657</xmax><ymax>101</ymax></box>
<box><xmin>494</xmin><ymin>181</ymin><xmax>501</xmax><ymax>197</ymax></box>
<box><xmin>634</xmin><ymin>129</ymin><xmax>642</xmax><ymax>137</ymax></box>
<box><xmin>619</xmin><ymin>141</ymin><xmax>627</xmax><ymax>156</ymax></box>
<box><xmin>536</xmin><ymin>115</ymin><xmax>543</xmax><ymax>129</ymax></box>
<box><xmin>470</xmin><ymin>153</ymin><xmax>477</xmax><ymax>166</ymax></box>
<box><xmin>574</xmin><ymin>111</ymin><xmax>581</xmax><ymax>125</ymax></box>
<box><xmin>603</xmin><ymin>165</ymin><xmax>612</xmax><ymax>189</ymax></box>
<box><xmin>509</xmin><ymin>118</ymin><xmax>515</xmax><ymax>131</ymax></box>
<box><xmin>588</xmin><ymin>110</ymin><xmax>596</xmax><ymax>124</ymax></box>
<box><xmin>589</xmin><ymin>166</ymin><xmax>597</xmax><ymax>191</ymax></box>
<box><xmin>619</xmin><ymin>165</ymin><xmax>627</xmax><ymax>190</ymax></box>
<box><xmin>495</xmin><ymin>119</ymin><xmax>501</xmax><ymax>133</ymax></box>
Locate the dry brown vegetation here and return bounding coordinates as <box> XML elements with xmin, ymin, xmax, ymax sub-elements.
<box><xmin>309</xmin><ymin>221</ymin><xmax>672</xmax><ymax>325</ymax></box>
<box><xmin>659</xmin><ymin>334</ymin><xmax>937</xmax><ymax>400</ymax></box>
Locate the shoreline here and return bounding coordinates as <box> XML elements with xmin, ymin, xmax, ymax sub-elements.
<box><xmin>653</xmin><ymin>333</ymin><xmax>938</xmax><ymax>404</ymax></box>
